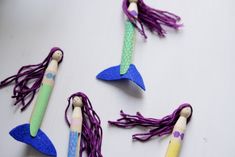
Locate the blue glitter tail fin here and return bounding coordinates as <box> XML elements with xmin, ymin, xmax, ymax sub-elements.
<box><xmin>96</xmin><ymin>64</ymin><xmax>145</xmax><ymax>90</ymax></box>
<box><xmin>9</xmin><ymin>124</ymin><xmax>57</xmax><ymax>157</ymax></box>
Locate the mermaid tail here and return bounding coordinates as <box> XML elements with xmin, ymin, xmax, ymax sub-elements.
<box><xmin>68</xmin><ymin>131</ymin><xmax>80</xmax><ymax>157</ymax></box>
<box><xmin>97</xmin><ymin>64</ymin><xmax>145</xmax><ymax>90</ymax></box>
<box><xmin>9</xmin><ymin>124</ymin><xmax>57</xmax><ymax>156</ymax></box>
<box><xmin>120</xmin><ymin>20</ymin><xmax>135</xmax><ymax>74</ymax></box>
<box><xmin>97</xmin><ymin>18</ymin><xmax>146</xmax><ymax>90</ymax></box>
<box><xmin>30</xmin><ymin>83</ymin><xmax>54</xmax><ymax>137</ymax></box>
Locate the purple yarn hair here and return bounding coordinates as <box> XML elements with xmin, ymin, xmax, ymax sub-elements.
<box><xmin>65</xmin><ymin>92</ymin><xmax>103</xmax><ymax>157</ymax></box>
<box><xmin>123</xmin><ymin>0</ymin><xmax>182</xmax><ymax>38</ymax></box>
<box><xmin>108</xmin><ymin>103</ymin><xmax>192</xmax><ymax>142</ymax></box>
<box><xmin>0</xmin><ymin>47</ymin><xmax>63</xmax><ymax>111</ymax></box>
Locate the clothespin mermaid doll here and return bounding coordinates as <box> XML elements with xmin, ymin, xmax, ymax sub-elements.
<box><xmin>65</xmin><ymin>92</ymin><xmax>103</xmax><ymax>157</ymax></box>
<box><xmin>0</xmin><ymin>47</ymin><xmax>64</xmax><ymax>156</ymax></box>
<box><xmin>97</xmin><ymin>0</ymin><xmax>182</xmax><ymax>90</ymax></box>
<box><xmin>109</xmin><ymin>103</ymin><xmax>193</xmax><ymax>157</ymax></box>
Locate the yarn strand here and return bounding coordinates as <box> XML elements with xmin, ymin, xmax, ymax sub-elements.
<box><xmin>123</xmin><ymin>0</ymin><xmax>182</xmax><ymax>38</ymax></box>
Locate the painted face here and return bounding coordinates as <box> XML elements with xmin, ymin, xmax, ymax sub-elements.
<box><xmin>73</xmin><ymin>96</ymin><xmax>83</xmax><ymax>107</ymax></box>
<box><xmin>52</xmin><ymin>50</ymin><xmax>63</xmax><ymax>62</ymax></box>
<box><xmin>180</xmin><ymin>107</ymin><xmax>192</xmax><ymax>118</ymax></box>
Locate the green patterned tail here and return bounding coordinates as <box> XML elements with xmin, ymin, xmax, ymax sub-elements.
<box><xmin>120</xmin><ymin>20</ymin><xmax>135</xmax><ymax>75</ymax></box>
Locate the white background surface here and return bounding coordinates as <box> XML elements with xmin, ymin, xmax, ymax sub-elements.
<box><xmin>0</xmin><ymin>0</ymin><xmax>234</xmax><ymax>156</ymax></box>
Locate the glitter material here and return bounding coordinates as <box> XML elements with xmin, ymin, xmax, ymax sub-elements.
<box><xmin>68</xmin><ymin>131</ymin><xmax>80</xmax><ymax>157</ymax></box>
<box><xmin>96</xmin><ymin>64</ymin><xmax>145</xmax><ymax>90</ymax></box>
<box><xmin>9</xmin><ymin>123</ymin><xmax>57</xmax><ymax>156</ymax></box>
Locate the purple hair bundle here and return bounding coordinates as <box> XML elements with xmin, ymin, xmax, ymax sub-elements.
<box><xmin>0</xmin><ymin>47</ymin><xmax>63</xmax><ymax>111</ymax></box>
<box><xmin>108</xmin><ymin>103</ymin><xmax>193</xmax><ymax>142</ymax></box>
<box><xmin>65</xmin><ymin>92</ymin><xmax>103</xmax><ymax>157</ymax></box>
<box><xmin>123</xmin><ymin>0</ymin><xmax>182</xmax><ymax>38</ymax></box>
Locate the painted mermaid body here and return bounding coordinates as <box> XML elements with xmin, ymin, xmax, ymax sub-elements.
<box><xmin>120</xmin><ymin>2</ymin><xmax>138</xmax><ymax>74</ymax></box>
<box><xmin>109</xmin><ymin>104</ymin><xmax>193</xmax><ymax>157</ymax></box>
<box><xmin>165</xmin><ymin>108</ymin><xmax>191</xmax><ymax>157</ymax></box>
<box><xmin>65</xmin><ymin>93</ymin><xmax>103</xmax><ymax>157</ymax></box>
<box><xmin>30</xmin><ymin>57</ymin><xmax>60</xmax><ymax>137</ymax></box>
<box><xmin>97</xmin><ymin>0</ymin><xmax>145</xmax><ymax>90</ymax></box>
<box><xmin>4</xmin><ymin>48</ymin><xmax>64</xmax><ymax>157</ymax></box>
<box><xmin>97</xmin><ymin>0</ymin><xmax>181</xmax><ymax>90</ymax></box>
<box><xmin>68</xmin><ymin>97</ymin><xmax>83</xmax><ymax>157</ymax></box>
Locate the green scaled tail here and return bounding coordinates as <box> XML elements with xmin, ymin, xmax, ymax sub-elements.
<box><xmin>120</xmin><ymin>20</ymin><xmax>136</xmax><ymax>75</ymax></box>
